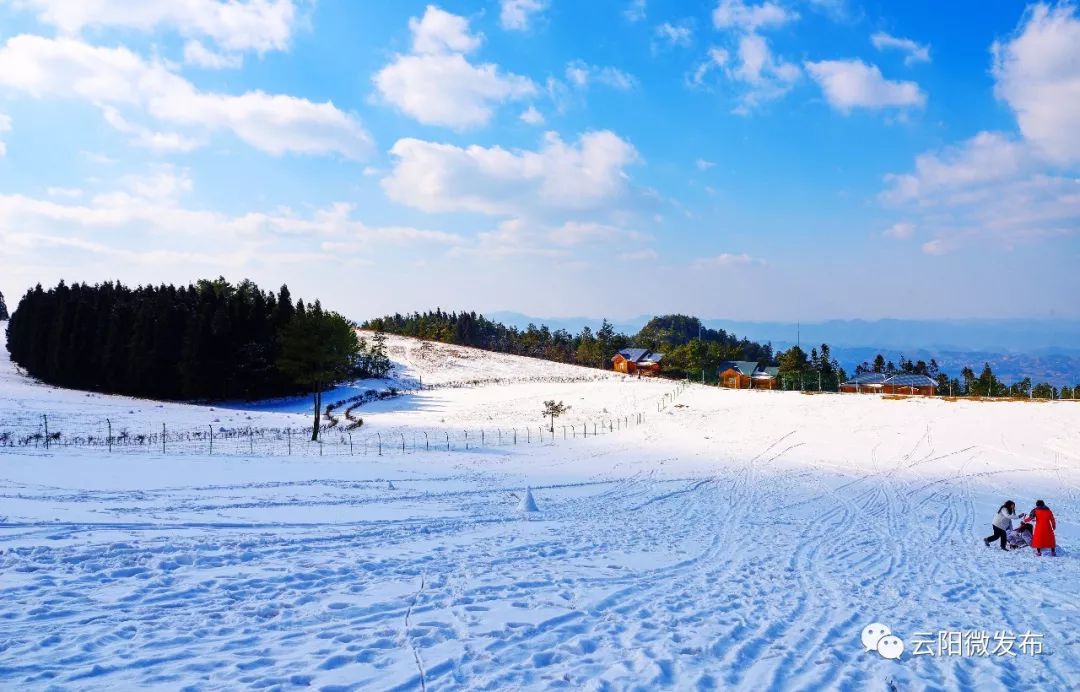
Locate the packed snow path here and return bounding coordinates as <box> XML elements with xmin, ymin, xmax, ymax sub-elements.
<box><xmin>2</xmin><ymin>334</ymin><xmax>1079</xmax><ymax>689</ymax></box>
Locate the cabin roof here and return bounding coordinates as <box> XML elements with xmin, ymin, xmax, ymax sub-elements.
<box><xmin>615</xmin><ymin>348</ymin><xmax>663</xmax><ymax>364</ymax></box>
<box><xmin>884</xmin><ymin>373</ymin><xmax>938</xmax><ymax>387</ymax></box>
<box><xmin>717</xmin><ymin>360</ymin><xmax>761</xmax><ymax>375</ymax></box>
<box><xmin>843</xmin><ymin>372</ymin><xmax>887</xmax><ymax>385</ymax></box>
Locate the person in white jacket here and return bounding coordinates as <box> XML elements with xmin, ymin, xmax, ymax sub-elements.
<box><xmin>984</xmin><ymin>501</ymin><xmax>1017</xmax><ymax>551</ymax></box>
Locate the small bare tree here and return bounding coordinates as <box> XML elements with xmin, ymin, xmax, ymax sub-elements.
<box><xmin>542</xmin><ymin>400</ymin><xmax>569</xmax><ymax>433</ymax></box>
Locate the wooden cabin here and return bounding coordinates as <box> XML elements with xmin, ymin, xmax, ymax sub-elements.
<box><xmin>612</xmin><ymin>348</ymin><xmax>664</xmax><ymax>376</ymax></box>
<box><xmin>840</xmin><ymin>372</ymin><xmax>886</xmax><ymax>393</ymax></box>
<box><xmin>881</xmin><ymin>373</ymin><xmax>938</xmax><ymax>396</ymax></box>
<box><xmin>752</xmin><ymin>366</ymin><xmax>780</xmax><ymax>390</ymax></box>
<box><xmin>718</xmin><ymin>360</ymin><xmax>763</xmax><ymax>389</ymax></box>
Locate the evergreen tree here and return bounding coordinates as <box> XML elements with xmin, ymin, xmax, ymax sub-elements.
<box><xmin>5</xmin><ymin>278</ymin><xmax>347</xmax><ymax>403</ymax></box>
<box><xmin>0</xmin><ymin>289</ymin><xmax>8</xmax><ymax>321</ymax></box>
<box><xmin>542</xmin><ymin>400</ymin><xmax>569</xmax><ymax>432</ymax></box>
<box><xmin>777</xmin><ymin>345</ymin><xmax>810</xmax><ymax>388</ymax></box>
<box><xmin>365</xmin><ymin>331</ymin><xmax>392</xmax><ymax>378</ymax></box>
<box><xmin>278</xmin><ymin>308</ymin><xmax>360</xmax><ymax>441</ymax></box>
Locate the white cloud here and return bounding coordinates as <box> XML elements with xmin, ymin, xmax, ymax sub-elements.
<box><xmin>47</xmin><ymin>186</ymin><xmax>84</xmax><ymax>198</ymax></box>
<box><xmin>0</xmin><ymin>112</ymin><xmax>10</xmax><ymax>157</ymax></box>
<box><xmin>13</xmin><ymin>0</ymin><xmax>298</xmax><ymax>54</ymax></box>
<box><xmin>920</xmin><ymin>239</ymin><xmax>947</xmax><ymax>256</ymax></box>
<box><xmin>520</xmin><ymin>105</ymin><xmax>545</xmax><ymax>125</ymax></box>
<box><xmin>712</xmin><ymin>0</ymin><xmax>797</xmax><ymax>32</ymax></box>
<box><xmin>805</xmin><ymin>59</ymin><xmax>925</xmax><ymax>111</ymax></box>
<box><xmin>453</xmin><ymin>217</ymin><xmax>645</xmax><ymax>259</ymax></box>
<box><xmin>100</xmin><ymin>106</ymin><xmax>202</xmax><ymax>153</ymax></box>
<box><xmin>689</xmin><ymin>46</ymin><xmax>729</xmax><ymax>86</ymax></box>
<box><xmin>655</xmin><ymin>22</ymin><xmax>694</xmax><ymax>48</ymax></box>
<box><xmin>992</xmin><ymin>3</ymin><xmax>1080</xmax><ymax>165</ymax></box>
<box><xmin>0</xmin><ymin>35</ymin><xmax>374</xmax><ymax>159</ymax></box>
<box><xmin>618</xmin><ymin>248</ymin><xmax>658</xmax><ymax>261</ymax></box>
<box><xmin>409</xmin><ymin>5</ymin><xmax>483</xmax><ymax>54</ymax></box>
<box><xmin>694</xmin><ymin>34</ymin><xmax>799</xmax><ymax>111</ymax></box>
<box><xmin>882</xmin><ymin>4</ymin><xmax>1080</xmax><ymax>254</ymax></box>
<box><xmin>700</xmin><ymin>0</ymin><xmax>800</xmax><ymax>111</ymax></box>
<box><xmin>183</xmin><ymin>39</ymin><xmax>242</xmax><ymax>69</ymax></box>
<box><xmin>500</xmin><ymin>0</ymin><xmax>548</xmax><ymax>31</ymax></box>
<box><xmin>882</xmin><ymin>221</ymin><xmax>914</xmax><ymax>239</ymax></box>
<box><xmin>374</xmin><ymin>53</ymin><xmax>536</xmax><ymax>129</ymax></box>
<box><xmin>373</xmin><ymin>6</ymin><xmax>536</xmax><ymax>129</ymax></box>
<box><xmin>693</xmin><ymin>252</ymin><xmax>759</xmax><ymax>268</ymax></box>
<box><xmin>0</xmin><ymin>177</ymin><xmax>464</xmax><ymax>274</ymax></box>
<box><xmin>696</xmin><ymin>158</ymin><xmax>716</xmax><ymax>170</ymax></box>
<box><xmin>565</xmin><ymin>61</ymin><xmax>636</xmax><ymax>91</ymax></box>
<box><xmin>882</xmin><ymin>131</ymin><xmax>1030</xmax><ymax>204</ymax></box>
<box><xmin>549</xmin><ymin>221</ymin><xmax>642</xmax><ymax>246</ymax></box>
<box><xmin>871</xmin><ymin>31</ymin><xmax>930</xmax><ymax>65</ymax></box>
<box><xmin>734</xmin><ymin>34</ymin><xmax>799</xmax><ymax>85</ymax></box>
<box><xmin>881</xmin><ymin>132</ymin><xmax>1080</xmax><ymax>252</ymax></box>
<box><xmin>625</xmin><ymin>0</ymin><xmax>647</xmax><ymax>22</ymax></box>
<box><xmin>382</xmin><ymin>130</ymin><xmax>640</xmax><ymax>217</ymax></box>
<box><xmin>121</xmin><ymin>166</ymin><xmax>194</xmax><ymax>202</ymax></box>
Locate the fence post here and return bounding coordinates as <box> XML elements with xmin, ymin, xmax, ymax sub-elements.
<box><xmin>349</xmin><ymin>432</ymin><xmax>353</xmax><ymax>456</ymax></box>
<box><xmin>424</xmin><ymin>431</ymin><xmax>429</xmax><ymax>451</ymax></box>
<box><xmin>107</xmin><ymin>418</ymin><xmax>112</xmax><ymax>453</ymax></box>
<box><xmin>249</xmin><ymin>427</ymin><xmax>254</xmax><ymax>454</ymax></box>
<box><xmin>209</xmin><ymin>424</ymin><xmax>213</xmax><ymax>455</ymax></box>
<box><xmin>377</xmin><ymin>432</ymin><xmax>382</xmax><ymax>456</ymax></box>
<box><xmin>527</xmin><ymin>428</ymin><xmax>530</xmax><ymax>443</ymax></box>
<box><xmin>465</xmin><ymin>431</ymin><xmax>469</xmax><ymax>450</ymax></box>
<box><xmin>481</xmin><ymin>430</ymin><xmax>485</xmax><ymax>446</ymax></box>
<box><xmin>401</xmin><ymin>433</ymin><xmax>406</xmax><ymax>453</ymax></box>
<box><xmin>563</xmin><ymin>425</ymin><xmax>566</xmax><ymax>440</ymax></box>
<box><xmin>446</xmin><ymin>432</ymin><xmax>450</xmax><ymax>451</ymax></box>
<box><xmin>287</xmin><ymin>428</ymin><xmax>292</xmax><ymax>455</ymax></box>
<box><xmin>162</xmin><ymin>423</ymin><xmax>166</xmax><ymax>454</ymax></box>
<box><xmin>514</xmin><ymin>429</ymin><xmax>517</xmax><ymax>445</ymax></box>
<box><xmin>43</xmin><ymin>414</ymin><xmax>49</xmax><ymax>450</ymax></box>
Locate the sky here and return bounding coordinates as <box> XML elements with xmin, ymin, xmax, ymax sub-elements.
<box><xmin>0</xmin><ymin>0</ymin><xmax>1077</xmax><ymax>322</ymax></box>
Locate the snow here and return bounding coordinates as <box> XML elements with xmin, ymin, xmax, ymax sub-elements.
<box><xmin>2</xmin><ymin>324</ymin><xmax>1080</xmax><ymax>690</ymax></box>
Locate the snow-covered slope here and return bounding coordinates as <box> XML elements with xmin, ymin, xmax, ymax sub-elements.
<box><xmin>2</xmin><ymin>324</ymin><xmax>1079</xmax><ymax>690</ymax></box>
<box><xmin>367</xmin><ymin>330</ymin><xmax>621</xmax><ymax>386</ymax></box>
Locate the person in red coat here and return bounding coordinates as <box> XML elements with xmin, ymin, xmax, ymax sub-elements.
<box><xmin>1030</xmin><ymin>500</ymin><xmax>1057</xmax><ymax>557</ymax></box>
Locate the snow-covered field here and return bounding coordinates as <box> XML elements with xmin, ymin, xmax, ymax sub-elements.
<box><xmin>2</xmin><ymin>328</ymin><xmax>1079</xmax><ymax>690</ymax></box>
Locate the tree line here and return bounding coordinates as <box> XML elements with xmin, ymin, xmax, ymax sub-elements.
<box><xmin>361</xmin><ymin>311</ymin><xmax>777</xmax><ymax>379</ymax></box>
<box><xmin>852</xmin><ymin>353</ymin><xmax>1074</xmax><ymax>398</ymax></box>
<box><xmin>5</xmin><ymin>279</ymin><xmax>389</xmax><ymax>436</ymax></box>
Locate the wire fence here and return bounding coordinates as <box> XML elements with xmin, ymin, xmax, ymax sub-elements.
<box><xmin>0</xmin><ymin>381</ymin><xmax>691</xmax><ymax>458</ymax></box>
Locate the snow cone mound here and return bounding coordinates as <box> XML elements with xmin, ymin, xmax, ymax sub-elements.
<box><xmin>518</xmin><ymin>486</ymin><xmax>539</xmax><ymax>512</ymax></box>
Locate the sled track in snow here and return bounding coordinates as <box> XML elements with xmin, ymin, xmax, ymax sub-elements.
<box><xmin>3</xmin><ymin>430</ymin><xmax>1079</xmax><ymax>689</ymax></box>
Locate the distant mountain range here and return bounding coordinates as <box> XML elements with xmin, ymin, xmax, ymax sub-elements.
<box><xmin>487</xmin><ymin>312</ymin><xmax>1080</xmax><ymax>386</ymax></box>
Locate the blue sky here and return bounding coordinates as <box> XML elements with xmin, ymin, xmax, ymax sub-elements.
<box><xmin>0</xmin><ymin>1</ymin><xmax>1077</xmax><ymax>321</ymax></box>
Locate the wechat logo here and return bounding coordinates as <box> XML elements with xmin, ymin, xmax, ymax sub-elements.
<box><xmin>862</xmin><ymin>623</ymin><xmax>904</xmax><ymax>660</ymax></box>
